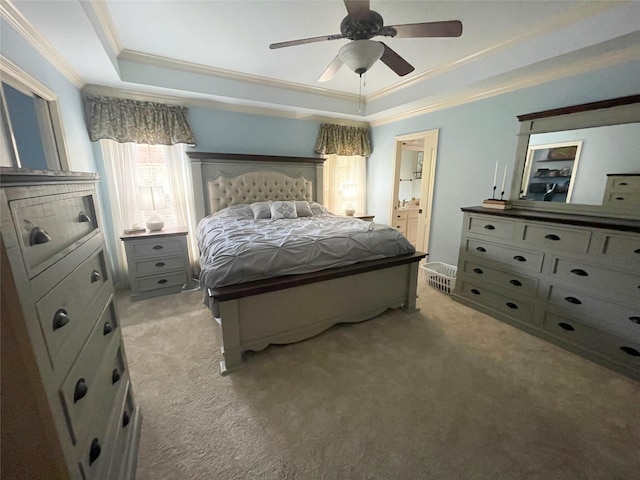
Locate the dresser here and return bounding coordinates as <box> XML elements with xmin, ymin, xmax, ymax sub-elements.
<box><xmin>121</xmin><ymin>227</ymin><xmax>190</xmax><ymax>301</ymax></box>
<box><xmin>602</xmin><ymin>174</ymin><xmax>640</xmax><ymax>213</ymax></box>
<box><xmin>452</xmin><ymin>206</ymin><xmax>640</xmax><ymax>381</ymax></box>
<box><xmin>1</xmin><ymin>169</ymin><xmax>141</xmax><ymax>479</ymax></box>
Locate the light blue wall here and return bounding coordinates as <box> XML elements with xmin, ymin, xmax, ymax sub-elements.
<box><xmin>369</xmin><ymin>60</ymin><xmax>640</xmax><ymax>266</ymax></box>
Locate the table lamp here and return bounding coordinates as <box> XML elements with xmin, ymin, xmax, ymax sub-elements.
<box><xmin>341</xmin><ymin>183</ymin><xmax>358</xmax><ymax>216</ymax></box>
<box><xmin>139</xmin><ymin>186</ymin><xmax>167</xmax><ymax>231</ymax></box>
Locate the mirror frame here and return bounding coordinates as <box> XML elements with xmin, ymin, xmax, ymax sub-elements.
<box><xmin>510</xmin><ymin>94</ymin><xmax>640</xmax><ymax>219</ymax></box>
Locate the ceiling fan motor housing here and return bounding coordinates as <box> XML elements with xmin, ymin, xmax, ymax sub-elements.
<box><xmin>340</xmin><ymin>11</ymin><xmax>395</xmax><ymax>40</ymax></box>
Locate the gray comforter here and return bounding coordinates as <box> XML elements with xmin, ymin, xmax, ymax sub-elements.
<box><xmin>197</xmin><ymin>203</ymin><xmax>415</xmax><ymax>289</ymax></box>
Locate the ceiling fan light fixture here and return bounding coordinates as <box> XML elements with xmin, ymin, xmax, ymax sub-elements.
<box><xmin>338</xmin><ymin>40</ymin><xmax>384</xmax><ymax>76</ymax></box>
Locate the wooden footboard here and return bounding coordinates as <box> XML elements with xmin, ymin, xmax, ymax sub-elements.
<box><xmin>207</xmin><ymin>252</ymin><xmax>426</xmax><ymax>374</ymax></box>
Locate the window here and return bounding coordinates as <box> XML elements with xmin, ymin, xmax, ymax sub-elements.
<box><xmin>323</xmin><ymin>154</ymin><xmax>367</xmax><ymax>215</ymax></box>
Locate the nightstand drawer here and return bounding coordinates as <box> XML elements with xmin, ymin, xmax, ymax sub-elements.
<box><xmin>129</xmin><ymin>237</ymin><xmax>184</xmax><ymax>259</ymax></box>
<box><xmin>522</xmin><ymin>223</ymin><xmax>591</xmax><ymax>253</ymax></box>
<box><xmin>135</xmin><ymin>270</ymin><xmax>187</xmax><ymax>293</ymax></box>
<box><xmin>132</xmin><ymin>254</ymin><xmax>186</xmax><ymax>275</ymax></box>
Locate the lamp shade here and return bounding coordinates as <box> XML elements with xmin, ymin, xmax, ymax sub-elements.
<box><xmin>138</xmin><ymin>186</ymin><xmax>167</xmax><ymax>211</ymax></box>
<box><xmin>338</xmin><ymin>40</ymin><xmax>384</xmax><ymax>76</ymax></box>
<box><xmin>341</xmin><ymin>182</ymin><xmax>358</xmax><ymax>216</ymax></box>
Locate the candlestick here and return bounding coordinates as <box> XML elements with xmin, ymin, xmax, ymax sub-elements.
<box><xmin>493</xmin><ymin>161</ymin><xmax>498</xmax><ymax>188</ymax></box>
<box><xmin>501</xmin><ymin>164</ymin><xmax>507</xmax><ymax>192</ymax></box>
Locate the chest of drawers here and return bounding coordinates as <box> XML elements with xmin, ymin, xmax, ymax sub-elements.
<box><xmin>1</xmin><ymin>169</ymin><xmax>141</xmax><ymax>479</ymax></box>
<box><xmin>121</xmin><ymin>227</ymin><xmax>190</xmax><ymax>300</ymax></box>
<box><xmin>453</xmin><ymin>206</ymin><xmax>640</xmax><ymax>381</ymax></box>
<box><xmin>602</xmin><ymin>174</ymin><xmax>640</xmax><ymax>213</ymax></box>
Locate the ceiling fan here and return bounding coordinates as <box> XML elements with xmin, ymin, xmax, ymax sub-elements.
<box><xmin>269</xmin><ymin>0</ymin><xmax>463</xmax><ymax>82</ymax></box>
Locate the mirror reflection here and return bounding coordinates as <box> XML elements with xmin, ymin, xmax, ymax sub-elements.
<box><xmin>398</xmin><ymin>139</ymin><xmax>423</xmax><ymax>207</ymax></box>
<box><xmin>519</xmin><ymin>122</ymin><xmax>640</xmax><ymax>205</ymax></box>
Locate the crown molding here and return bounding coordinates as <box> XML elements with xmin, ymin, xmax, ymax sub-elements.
<box><xmin>84</xmin><ymin>0</ymin><xmax>122</xmax><ymax>56</ymax></box>
<box><xmin>1</xmin><ymin>55</ymin><xmax>57</xmax><ymax>100</ymax></box>
<box><xmin>370</xmin><ymin>44</ymin><xmax>640</xmax><ymax>127</ymax></box>
<box><xmin>365</xmin><ymin>1</ymin><xmax>624</xmax><ymax>103</ymax></box>
<box><xmin>0</xmin><ymin>0</ymin><xmax>84</xmax><ymax>88</ymax></box>
<box><xmin>119</xmin><ymin>49</ymin><xmax>359</xmax><ymax>103</ymax></box>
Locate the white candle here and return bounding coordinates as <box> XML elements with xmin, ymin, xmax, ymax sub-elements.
<box><xmin>493</xmin><ymin>161</ymin><xmax>498</xmax><ymax>188</ymax></box>
<box><xmin>501</xmin><ymin>165</ymin><xmax>508</xmax><ymax>192</ymax></box>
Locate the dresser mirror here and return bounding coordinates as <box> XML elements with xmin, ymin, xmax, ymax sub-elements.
<box><xmin>510</xmin><ymin>95</ymin><xmax>640</xmax><ymax>218</ymax></box>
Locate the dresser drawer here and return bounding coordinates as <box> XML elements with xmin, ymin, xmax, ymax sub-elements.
<box><xmin>131</xmin><ymin>254</ymin><xmax>186</xmax><ymax>276</ymax></box>
<box><xmin>106</xmin><ymin>385</ymin><xmax>136</xmax><ymax>480</ymax></box>
<box><xmin>59</xmin><ymin>303</ymin><xmax>122</xmax><ymax>445</ymax></box>
<box><xmin>599</xmin><ymin>233</ymin><xmax>640</xmax><ymax>265</ymax></box>
<box><xmin>129</xmin><ymin>236</ymin><xmax>184</xmax><ymax>259</ymax></box>
<box><xmin>549</xmin><ymin>257</ymin><xmax>640</xmax><ymax>301</ymax></box>
<box><xmin>35</xmin><ymin>249</ymin><xmax>111</xmax><ymax>374</ymax></box>
<box><xmin>467</xmin><ymin>215</ymin><xmax>515</xmax><ymax>240</ymax></box>
<box><xmin>602</xmin><ymin>192</ymin><xmax>640</xmax><ymax>208</ymax></box>
<box><xmin>466</xmin><ymin>238</ymin><xmax>544</xmax><ymax>273</ymax></box>
<box><xmin>607</xmin><ymin>175</ymin><xmax>640</xmax><ymax>191</ymax></box>
<box><xmin>461</xmin><ymin>259</ymin><xmax>539</xmax><ymax>297</ymax></box>
<box><xmin>135</xmin><ymin>270</ymin><xmax>187</xmax><ymax>293</ymax></box>
<box><xmin>521</xmin><ymin>223</ymin><xmax>591</xmax><ymax>253</ymax></box>
<box><xmin>10</xmin><ymin>190</ymin><xmax>98</xmax><ymax>278</ymax></box>
<box><xmin>545</xmin><ymin>284</ymin><xmax>640</xmax><ymax>342</ymax></box>
<box><xmin>458</xmin><ymin>280</ymin><xmax>534</xmax><ymax>321</ymax></box>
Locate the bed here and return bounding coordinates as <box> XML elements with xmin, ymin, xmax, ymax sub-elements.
<box><xmin>189</xmin><ymin>152</ymin><xmax>426</xmax><ymax>373</ymax></box>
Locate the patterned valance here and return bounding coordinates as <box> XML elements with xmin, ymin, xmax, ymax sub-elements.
<box><xmin>85</xmin><ymin>95</ymin><xmax>196</xmax><ymax>146</ymax></box>
<box><xmin>314</xmin><ymin>123</ymin><xmax>371</xmax><ymax>157</ymax></box>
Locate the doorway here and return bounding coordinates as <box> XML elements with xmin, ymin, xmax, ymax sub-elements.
<box><xmin>390</xmin><ymin>129</ymin><xmax>439</xmax><ymax>254</ymax></box>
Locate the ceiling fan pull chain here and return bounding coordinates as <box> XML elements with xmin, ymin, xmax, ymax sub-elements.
<box><xmin>358</xmin><ymin>74</ymin><xmax>363</xmax><ymax>113</ymax></box>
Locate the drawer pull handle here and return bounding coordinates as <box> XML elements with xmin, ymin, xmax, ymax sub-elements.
<box><xmin>73</xmin><ymin>378</ymin><xmax>88</xmax><ymax>403</ymax></box>
<box><xmin>513</xmin><ymin>255</ymin><xmax>526</xmax><ymax>262</ymax></box>
<box><xmin>90</xmin><ymin>270</ymin><xmax>102</xmax><ymax>283</ymax></box>
<box><xmin>29</xmin><ymin>227</ymin><xmax>51</xmax><ymax>245</ymax></box>
<box><xmin>635</xmin><ymin>249</ymin><xmax>640</xmax><ymax>255</ymax></box>
<box><xmin>615</xmin><ymin>197</ymin><xmax>625</xmax><ymax>201</ymax></box>
<box><xmin>89</xmin><ymin>438</ymin><xmax>101</xmax><ymax>465</ymax></box>
<box><xmin>545</xmin><ymin>234</ymin><xmax>560</xmax><ymax>241</ymax></box>
<box><xmin>155</xmin><ymin>262</ymin><xmax>166</xmax><ymax>267</ymax></box>
<box><xmin>506</xmin><ymin>302</ymin><xmax>518</xmax><ymax>309</ymax></box>
<box><xmin>470</xmin><ymin>289</ymin><xmax>480</xmax><ymax>295</ymax></box>
<box><xmin>570</xmin><ymin>269</ymin><xmax>588</xmax><ymax>277</ymax></box>
<box><xmin>619</xmin><ymin>182</ymin><xmax>629</xmax><ymax>186</ymax></box>
<box><xmin>52</xmin><ymin>309</ymin><xmax>70</xmax><ymax>331</ymax></box>
<box><xmin>158</xmin><ymin>278</ymin><xmax>168</xmax><ymax>284</ymax></box>
<box><xmin>152</xmin><ymin>245</ymin><xmax>164</xmax><ymax>250</ymax></box>
<box><xmin>476</xmin><ymin>247</ymin><xmax>487</xmax><ymax>253</ymax></box>
<box><xmin>112</xmin><ymin>369</ymin><xmax>121</xmax><ymax>384</ymax></box>
<box><xmin>78</xmin><ymin>211</ymin><xmax>91</xmax><ymax>223</ymax></box>
<box><xmin>473</xmin><ymin>268</ymin><xmax>484</xmax><ymax>274</ymax></box>
<box><xmin>483</xmin><ymin>225</ymin><xmax>495</xmax><ymax>230</ymax></box>
<box><xmin>509</xmin><ymin>279</ymin><xmax>522</xmax><ymax>287</ymax></box>
<box><xmin>564</xmin><ymin>296</ymin><xmax>582</xmax><ymax>305</ymax></box>
<box><xmin>122</xmin><ymin>411</ymin><xmax>130</xmax><ymax>428</ymax></box>
<box><xmin>103</xmin><ymin>322</ymin><xmax>113</xmax><ymax>335</ymax></box>
<box><xmin>558</xmin><ymin>322</ymin><xmax>575</xmax><ymax>331</ymax></box>
<box><xmin>620</xmin><ymin>346</ymin><xmax>640</xmax><ymax>357</ymax></box>
<box><xmin>629</xmin><ymin>316</ymin><xmax>640</xmax><ymax>325</ymax></box>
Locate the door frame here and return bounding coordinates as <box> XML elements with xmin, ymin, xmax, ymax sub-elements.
<box><xmin>390</xmin><ymin>129</ymin><xmax>439</xmax><ymax>254</ymax></box>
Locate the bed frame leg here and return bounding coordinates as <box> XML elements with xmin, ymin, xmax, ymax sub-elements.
<box><xmin>402</xmin><ymin>262</ymin><xmax>420</xmax><ymax>313</ymax></box>
<box><xmin>218</xmin><ymin>299</ymin><xmax>244</xmax><ymax>375</ymax></box>
<box><xmin>220</xmin><ymin>346</ymin><xmax>244</xmax><ymax>375</ymax></box>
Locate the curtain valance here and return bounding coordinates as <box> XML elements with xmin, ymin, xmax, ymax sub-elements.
<box><xmin>314</xmin><ymin>123</ymin><xmax>371</xmax><ymax>157</ymax></box>
<box><xmin>85</xmin><ymin>95</ymin><xmax>196</xmax><ymax>146</ymax></box>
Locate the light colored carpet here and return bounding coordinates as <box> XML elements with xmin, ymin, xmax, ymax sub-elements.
<box><xmin>117</xmin><ymin>277</ymin><xmax>640</xmax><ymax>480</ymax></box>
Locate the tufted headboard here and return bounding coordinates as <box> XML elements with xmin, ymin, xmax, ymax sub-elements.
<box><xmin>188</xmin><ymin>152</ymin><xmax>325</xmax><ymax>219</ymax></box>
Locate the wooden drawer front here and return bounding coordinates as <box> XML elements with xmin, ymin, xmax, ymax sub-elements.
<box><xmin>129</xmin><ymin>237</ymin><xmax>183</xmax><ymax>259</ymax></box>
<box><xmin>458</xmin><ymin>280</ymin><xmax>534</xmax><ymax>321</ymax></box>
<box><xmin>10</xmin><ymin>191</ymin><xmax>98</xmax><ymax>278</ymax></box>
<box><xmin>59</xmin><ymin>304</ymin><xmax>122</xmax><ymax>445</ymax></box>
<box><xmin>540</xmin><ymin>312</ymin><xmax>640</xmax><ymax>372</ymax></box>
<box><xmin>550</xmin><ymin>257</ymin><xmax>640</xmax><ymax>301</ymax></box>
<box><xmin>106</xmin><ymin>385</ymin><xmax>136</xmax><ymax>480</ymax></box>
<box><xmin>546</xmin><ymin>285</ymin><xmax>640</xmax><ymax>342</ymax></box>
<box><xmin>466</xmin><ymin>238</ymin><xmax>544</xmax><ymax>273</ymax></box>
<box><xmin>35</xmin><ymin>249</ymin><xmax>111</xmax><ymax>373</ymax></box>
<box><xmin>521</xmin><ymin>223</ymin><xmax>591</xmax><ymax>253</ymax></box>
<box><xmin>600</xmin><ymin>233</ymin><xmax>640</xmax><ymax>265</ymax></box>
<box><xmin>602</xmin><ymin>192</ymin><xmax>640</xmax><ymax>207</ymax></box>
<box><xmin>467</xmin><ymin>215</ymin><xmax>515</xmax><ymax>240</ymax></box>
<box><xmin>132</xmin><ymin>254</ymin><xmax>185</xmax><ymax>276</ymax></box>
<box><xmin>77</xmin><ymin>377</ymin><xmax>128</xmax><ymax>480</ymax></box>
<box><xmin>461</xmin><ymin>260</ymin><xmax>538</xmax><ymax>297</ymax></box>
<box><xmin>135</xmin><ymin>270</ymin><xmax>187</xmax><ymax>293</ymax></box>
<box><xmin>395</xmin><ymin>210</ymin><xmax>408</xmax><ymax>220</ymax></box>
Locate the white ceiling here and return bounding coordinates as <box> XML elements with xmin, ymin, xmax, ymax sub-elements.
<box><xmin>5</xmin><ymin>0</ymin><xmax>640</xmax><ymax>124</ymax></box>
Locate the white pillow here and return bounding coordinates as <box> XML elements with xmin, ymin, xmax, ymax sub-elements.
<box><xmin>250</xmin><ymin>201</ymin><xmax>271</xmax><ymax>219</ymax></box>
<box><xmin>270</xmin><ymin>200</ymin><xmax>298</xmax><ymax>219</ymax></box>
<box><xmin>310</xmin><ymin>201</ymin><xmax>328</xmax><ymax>215</ymax></box>
<box><xmin>295</xmin><ymin>201</ymin><xmax>313</xmax><ymax>217</ymax></box>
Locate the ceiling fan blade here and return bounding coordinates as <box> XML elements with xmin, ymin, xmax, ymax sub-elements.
<box><xmin>343</xmin><ymin>0</ymin><xmax>371</xmax><ymax>21</ymax></box>
<box><xmin>269</xmin><ymin>33</ymin><xmax>344</xmax><ymax>49</ymax></box>
<box><xmin>318</xmin><ymin>56</ymin><xmax>344</xmax><ymax>82</ymax></box>
<box><xmin>379</xmin><ymin>43</ymin><xmax>414</xmax><ymax>77</ymax></box>
<box><xmin>390</xmin><ymin>20</ymin><xmax>463</xmax><ymax>38</ymax></box>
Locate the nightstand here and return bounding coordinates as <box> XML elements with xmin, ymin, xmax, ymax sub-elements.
<box><xmin>120</xmin><ymin>227</ymin><xmax>190</xmax><ymax>300</ymax></box>
<box><xmin>354</xmin><ymin>213</ymin><xmax>375</xmax><ymax>222</ymax></box>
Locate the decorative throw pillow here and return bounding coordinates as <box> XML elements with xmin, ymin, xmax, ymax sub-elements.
<box><xmin>295</xmin><ymin>201</ymin><xmax>313</xmax><ymax>217</ymax></box>
<box><xmin>310</xmin><ymin>202</ymin><xmax>327</xmax><ymax>215</ymax></box>
<box><xmin>270</xmin><ymin>200</ymin><xmax>298</xmax><ymax>219</ymax></box>
<box><xmin>250</xmin><ymin>201</ymin><xmax>271</xmax><ymax>219</ymax></box>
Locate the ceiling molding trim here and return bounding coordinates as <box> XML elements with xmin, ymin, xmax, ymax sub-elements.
<box><xmin>119</xmin><ymin>49</ymin><xmax>358</xmax><ymax>102</ymax></box>
<box><xmin>0</xmin><ymin>0</ymin><xmax>84</xmax><ymax>88</ymax></box>
<box><xmin>82</xmin><ymin>84</ymin><xmax>369</xmax><ymax>128</ymax></box>
<box><xmin>366</xmin><ymin>1</ymin><xmax>623</xmax><ymax>103</ymax></box>
<box><xmin>1</xmin><ymin>55</ymin><xmax>58</xmax><ymax>100</ymax></box>
<box><xmin>370</xmin><ymin>44</ymin><xmax>640</xmax><ymax>127</ymax></box>
<box><xmin>85</xmin><ymin>0</ymin><xmax>122</xmax><ymax>56</ymax></box>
